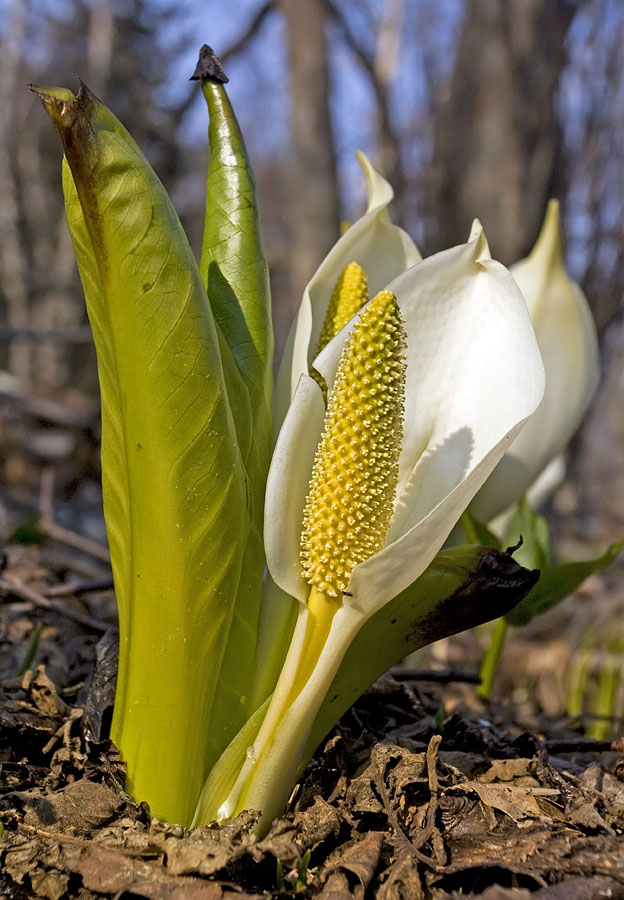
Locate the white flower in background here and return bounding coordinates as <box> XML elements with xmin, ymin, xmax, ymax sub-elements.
<box><xmin>471</xmin><ymin>200</ymin><xmax>600</xmax><ymax>522</ymax></box>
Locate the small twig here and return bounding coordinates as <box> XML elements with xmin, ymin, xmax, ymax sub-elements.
<box><xmin>43</xmin><ymin>577</ymin><xmax>114</xmax><ymax>598</ymax></box>
<box><xmin>44</xmin><ymin>549</ymin><xmax>111</xmax><ymax>581</ymax></box>
<box><xmin>426</xmin><ymin>734</ymin><xmax>441</xmax><ymax>798</ymax></box>
<box><xmin>0</xmin><ymin>380</ymin><xmax>95</xmax><ymax>429</ymax></box>
<box><xmin>0</xmin><ymin>325</ymin><xmax>93</xmax><ymax>344</ymax></box>
<box><xmin>40</xmin><ymin>519</ymin><xmax>111</xmax><ymax>565</ymax></box>
<box><xmin>377</xmin><ymin>772</ymin><xmax>440</xmax><ymax>869</ymax></box>
<box><xmin>372</xmin><ymin>745</ymin><xmax>443</xmax><ymax>871</ymax></box>
<box><xmin>39</xmin><ymin>467</ymin><xmax>111</xmax><ymax>564</ymax></box>
<box><xmin>0</xmin><ymin>572</ymin><xmax>109</xmax><ymax>634</ymax></box>
<box><xmin>542</xmin><ymin>737</ymin><xmax>621</xmax><ymax>754</ymax></box>
<box><xmin>423</xmin><ymin>734</ymin><xmax>446</xmax><ymax>865</ymax></box>
<box><xmin>38</xmin><ymin>465</ymin><xmax>56</xmax><ymax>522</ymax></box>
<box><xmin>220</xmin><ymin>0</ymin><xmax>277</xmax><ymax>62</ymax></box>
<box><xmin>390</xmin><ymin>667</ymin><xmax>482</xmax><ymax>685</ymax></box>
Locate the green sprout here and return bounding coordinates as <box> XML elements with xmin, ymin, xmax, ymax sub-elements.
<box><xmin>467</xmin><ymin>501</ymin><xmax>622</xmax><ymax>700</ymax></box>
<box><xmin>32</xmin><ymin>45</ymin><xmax>550</xmax><ymax>833</ymax></box>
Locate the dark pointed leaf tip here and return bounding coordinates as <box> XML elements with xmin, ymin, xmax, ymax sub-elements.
<box><xmin>190</xmin><ymin>45</ymin><xmax>229</xmax><ymax>84</ymax></box>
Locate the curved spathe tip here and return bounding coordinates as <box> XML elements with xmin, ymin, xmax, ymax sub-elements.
<box><xmin>355</xmin><ymin>149</ymin><xmax>394</xmax><ymax>211</ymax></box>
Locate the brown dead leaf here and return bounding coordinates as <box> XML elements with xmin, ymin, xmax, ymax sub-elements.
<box><xmin>29</xmin><ymin>866</ymin><xmax>69</xmax><ymax>900</ymax></box>
<box><xmin>296</xmin><ymin>795</ymin><xmax>343</xmax><ymax>847</ymax></box>
<box><xmin>161</xmin><ymin>822</ymin><xmax>256</xmax><ymax>877</ymax></box>
<box><xmin>378</xmin><ymin>853</ymin><xmax>424</xmax><ymax>900</ymax></box>
<box><xmin>12</xmin><ymin>778</ymin><xmax>124</xmax><ymax>836</ymax></box>
<box><xmin>318</xmin><ymin>870</ymin><xmax>354</xmax><ymax>899</ymax></box>
<box><xmin>441</xmin><ymin>827</ymin><xmax>624</xmax><ymax>885</ymax></box>
<box><xmin>454</xmin><ymin>781</ymin><xmax>560</xmax><ymax>822</ymax></box>
<box><xmin>478</xmin><ymin>758</ymin><xmax>533</xmax><ymax>783</ymax></box>
<box><xmin>22</xmin><ymin>666</ymin><xmax>69</xmax><ymax>719</ymax></box>
<box><xmin>437</xmin><ymin>750</ymin><xmax>485</xmax><ymax>779</ymax></box>
<box><xmin>320</xmin><ymin>830</ymin><xmax>385</xmax><ymax>898</ymax></box>
<box><xmin>533</xmin><ymin>876</ymin><xmax>624</xmax><ymax>899</ymax></box>
<box><xmin>0</xmin><ymin>683</ymin><xmax>58</xmax><ymax>739</ymax></box>
<box><xmin>1</xmin><ymin>831</ymin><xmax>42</xmax><ymax>887</ymax></box>
<box><xmin>63</xmin><ymin>842</ymin><xmax>246</xmax><ymax>899</ymax></box>
<box><xmin>253</xmin><ymin>817</ymin><xmax>300</xmax><ymax>869</ymax></box>
<box><xmin>578</xmin><ymin>764</ymin><xmax>624</xmax><ymax>820</ymax></box>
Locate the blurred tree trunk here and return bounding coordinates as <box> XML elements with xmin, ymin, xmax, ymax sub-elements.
<box><xmin>30</xmin><ymin>0</ymin><xmax>115</xmax><ymax>391</ymax></box>
<box><xmin>0</xmin><ymin>0</ymin><xmax>31</xmax><ymax>381</ymax></box>
<box><xmin>575</xmin><ymin>313</ymin><xmax>624</xmax><ymax>539</ymax></box>
<box><xmin>279</xmin><ymin>0</ymin><xmax>340</xmax><ymax>346</ymax></box>
<box><xmin>325</xmin><ymin>0</ymin><xmax>406</xmax><ymax>224</ymax></box>
<box><xmin>571</xmin><ymin>5</ymin><xmax>624</xmax><ymax>541</ymax></box>
<box><xmin>431</xmin><ymin>0</ymin><xmax>576</xmax><ymax>263</ymax></box>
<box><xmin>373</xmin><ymin>0</ymin><xmax>405</xmax><ymax>220</ymax></box>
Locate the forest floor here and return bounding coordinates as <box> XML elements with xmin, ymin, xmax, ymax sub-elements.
<box><xmin>1</xmin><ymin>400</ymin><xmax>623</xmax><ymax>899</ymax></box>
<box><xmin>1</xmin><ymin>535</ymin><xmax>623</xmax><ymax>900</ymax></box>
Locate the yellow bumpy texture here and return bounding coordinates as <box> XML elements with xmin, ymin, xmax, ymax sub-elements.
<box><xmin>301</xmin><ymin>290</ymin><xmax>407</xmax><ymax>597</ymax></box>
<box><xmin>314</xmin><ymin>261</ymin><xmax>369</xmax><ymax>357</ymax></box>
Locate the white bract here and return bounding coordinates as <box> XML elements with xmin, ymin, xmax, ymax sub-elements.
<box><xmin>229</xmin><ymin>224</ymin><xmax>545</xmax><ymax>827</ymax></box>
<box><xmin>213</xmin><ymin>166</ymin><xmax>547</xmax><ymax>829</ymax></box>
<box><xmin>273</xmin><ymin>152</ymin><xmax>422</xmax><ymax>431</ymax></box>
<box><xmin>471</xmin><ymin>200</ymin><xmax>600</xmax><ymax>522</ymax></box>
<box><xmin>267</xmin><ymin>228</ymin><xmax>546</xmax><ymax>614</ymax></box>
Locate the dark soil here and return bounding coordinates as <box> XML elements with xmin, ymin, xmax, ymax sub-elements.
<box><xmin>1</xmin><ymin>543</ymin><xmax>624</xmax><ymax>900</ymax></box>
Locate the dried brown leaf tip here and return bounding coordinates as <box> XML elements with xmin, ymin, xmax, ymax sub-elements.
<box><xmin>190</xmin><ymin>44</ymin><xmax>229</xmax><ymax>83</ymax></box>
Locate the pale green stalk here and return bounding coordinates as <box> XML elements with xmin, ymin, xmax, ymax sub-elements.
<box><xmin>477</xmin><ymin>617</ymin><xmax>509</xmax><ymax>700</ymax></box>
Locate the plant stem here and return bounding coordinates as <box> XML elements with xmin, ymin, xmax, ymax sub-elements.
<box><xmin>478</xmin><ymin>617</ymin><xmax>508</xmax><ymax>700</ymax></box>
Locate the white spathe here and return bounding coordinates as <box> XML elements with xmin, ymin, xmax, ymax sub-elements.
<box><xmin>471</xmin><ymin>200</ymin><xmax>599</xmax><ymax>522</ymax></box>
<box><xmin>265</xmin><ymin>226</ymin><xmax>546</xmax><ymax>615</ymax></box>
<box><xmin>222</xmin><ymin>222</ymin><xmax>545</xmax><ymax>833</ymax></box>
<box><xmin>273</xmin><ymin>151</ymin><xmax>421</xmax><ymax>433</ymax></box>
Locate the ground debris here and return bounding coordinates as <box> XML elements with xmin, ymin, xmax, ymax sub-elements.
<box><xmin>1</xmin><ymin>614</ymin><xmax>624</xmax><ymax>897</ymax></box>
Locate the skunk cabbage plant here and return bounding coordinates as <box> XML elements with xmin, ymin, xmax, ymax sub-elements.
<box><xmin>33</xmin><ymin>46</ymin><xmax>545</xmax><ymax>833</ymax></box>
<box><xmin>471</xmin><ymin>200</ymin><xmax>600</xmax><ymax>522</ymax></box>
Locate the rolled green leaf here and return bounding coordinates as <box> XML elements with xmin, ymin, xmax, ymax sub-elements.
<box><xmin>503</xmin><ymin>497</ymin><xmax>551</xmax><ymax>570</ymax></box>
<box><xmin>191</xmin><ymin>46</ymin><xmax>275</xmax><ymax>765</ymax></box>
<box><xmin>32</xmin><ymin>82</ymin><xmax>250</xmax><ymax>826</ymax></box>
<box><xmin>193</xmin><ymin>46</ymin><xmax>273</xmax><ymax>436</ymax></box>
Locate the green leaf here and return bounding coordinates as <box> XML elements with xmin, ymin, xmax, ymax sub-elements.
<box><xmin>16</xmin><ymin>622</ymin><xmax>43</xmax><ymax>676</ymax></box>
<box><xmin>34</xmin><ymin>83</ymin><xmax>250</xmax><ymax>827</ymax></box>
<box><xmin>504</xmin><ymin>497</ymin><xmax>551</xmax><ymax>569</ymax></box>
<box><xmin>460</xmin><ymin>510</ymin><xmax>502</xmax><ymax>549</ymax></box>
<box><xmin>192</xmin><ymin>696</ymin><xmax>270</xmax><ymax>827</ymax></box>
<box><xmin>246</xmin><ymin>577</ymin><xmax>299</xmax><ymax>716</ymax></box>
<box><xmin>195</xmin><ymin>48</ymin><xmax>273</xmax><ymax>443</ymax></box>
<box><xmin>506</xmin><ymin>539</ymin><xmax>623</xmax><ymax>627</ymax></box>
<box><xmin>191</xmin><ymin>49</ymin><xmax>275</xmax><ymax>768</ymax></box>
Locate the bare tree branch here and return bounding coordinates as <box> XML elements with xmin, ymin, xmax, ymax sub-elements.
<box><xmin>221</xmin><ymin>0</ymin><xmax>278</xmax><ymax>63</ymax></box>
<box><xmin>324</xmin><ymin>0</ymin><xmax>406</xmax><ymax>222</ymax></box>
